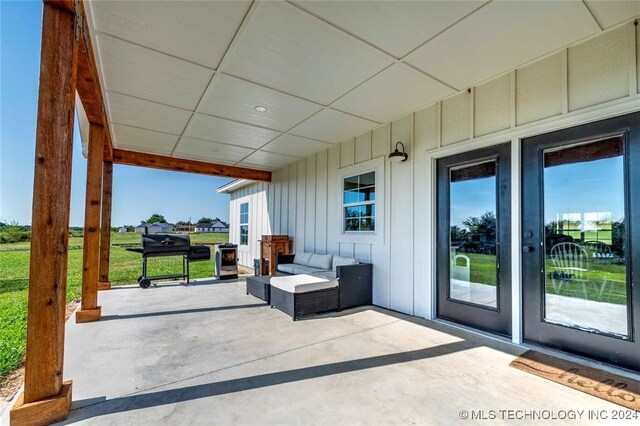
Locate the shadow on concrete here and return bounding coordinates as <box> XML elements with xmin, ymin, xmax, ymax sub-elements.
<box><xmin>100</xmin><ymin>303</ymin><xmax>266</xmax><ymax>321</ymax></box>
<box><xmin>107</xmin><ymin>277</ymin><xmax>246</xmax><ymax>290</ymax></box>
<box><xmin>63</xmin><ymin>339</ymin><xmax>475</xmax><ymax>423</ymax></box>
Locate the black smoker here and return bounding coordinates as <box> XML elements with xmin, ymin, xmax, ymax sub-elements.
<box><xmin>126</xmin><ymin>234</ymin><xmax>211</xmax><ymax>288</ymax></box>
<box><xmin>215</xmin><ymin>243</ymin><xmax>238</xmax><ymax>280</ymax></box>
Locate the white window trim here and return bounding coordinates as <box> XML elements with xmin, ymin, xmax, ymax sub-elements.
<box><xmin>239</xmin><ymin>202</ymin><xmax>249</xmax><ymax>247</ymax></box>
<box><xmin>337</xmin><ymin>156</ymin><xmax>385</xmax><ymax>245</ymax></box>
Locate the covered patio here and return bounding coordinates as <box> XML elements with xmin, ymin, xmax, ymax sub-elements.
<box><xmin>9</xmin><ymin>0</ymin><xmax>640</xmax><ymax>423</ymax></box>
<box><xmin>57</xmin><ymin>279</ymin><xmax>636</xmax><ymax>424</ymax></box>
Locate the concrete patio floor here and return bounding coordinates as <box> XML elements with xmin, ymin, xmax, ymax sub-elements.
<box><xmin>53</xmin><ymin>278</ymin><xmax>637</xmax><ymax>425</ymax></box>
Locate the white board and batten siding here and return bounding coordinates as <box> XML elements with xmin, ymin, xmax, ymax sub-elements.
<box><xmin>228</xmin><ymin>21</ymin><xmax>640</xmax><ymax>319</ymax></box>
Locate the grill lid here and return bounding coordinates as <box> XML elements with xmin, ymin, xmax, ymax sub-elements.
<box><xmin>141</xmin><ymin>234</ymin><xmax>191</xmax><ymax>255</ymax></box>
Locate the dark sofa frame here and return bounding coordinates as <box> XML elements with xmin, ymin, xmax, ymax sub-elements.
<box><xmin>275</xmin><ymin>254</ymin><xmax>373</xmax><ymax>310</ymax></box>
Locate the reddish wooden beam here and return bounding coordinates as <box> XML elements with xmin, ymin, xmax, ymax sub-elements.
<box><xmin>76</xmin><ymin>124</ymin><xmax>104</xmax><ymax>323</ymax></box>
<box><xmin>12</xmin><ymin>3</ymin><xmax>76</xmax><ymax>424</ymax></box>
<box><xmin>98</xmin><ymin>161</ymin><xmax>113</xmax><ymax>290</ymax></box>
<box><xmin>43</xmin><ymin>0</ymin><xmax>74</xmax><ymax>14</ymax></box>
<box><xmin>112</xmin><ymin>149</ymin><xmax>273</xmax><ymax>182</ymax></box>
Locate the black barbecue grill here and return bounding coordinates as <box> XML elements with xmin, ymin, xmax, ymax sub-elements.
<box><xmin>126</xmin><ymin>234</ymin><xmax>211</xmax><ymax>288</ymax></box>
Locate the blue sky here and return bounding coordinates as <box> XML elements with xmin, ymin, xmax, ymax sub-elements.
<box><xmin>544</xmin><ymin>156</ymin><xmax>625</xmax><ymax>225</ymax></box>
<box><xmin>1</xmin><ymin>1</ymin><xmax>232</xmax><ymax>227</ymax></box>
<box><xmin>450</xmin><ymin>176</ymin><xmax>495</xmax><ymax>228</ymax></box>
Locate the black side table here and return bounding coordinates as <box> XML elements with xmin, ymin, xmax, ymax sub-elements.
<box><xmin>246</xmin><ymin>275</ymin><xmax>272</xmax><ymax>303</ymax></box>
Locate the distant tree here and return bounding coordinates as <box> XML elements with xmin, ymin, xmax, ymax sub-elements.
<box><xmin>0</xmin><ymin>220</ymin><xmax>30</xmax><ymax>243</ymax></box>
<box><xmin>175</xmin><ymin>220</ymin><xmax>189</xmax><ymax>226</ymax></box>
<box><xmin>147</xmin><ymin>213</ymin><xmax>166</xmax><ymax>224</ymax></box>
<box><xmin>449</xmin><ymin>225</ymin><xmax>466</xmax><ymax>245</ymax></box>
<box><xmin>197</xmin><ymin>217</ymin><xmax>214</xmax><ymax>224</ymax></box>
<box><xmin>462</xmin><ymin>211</ymin><xmax>496</xmax><ymax>241</ymax></box>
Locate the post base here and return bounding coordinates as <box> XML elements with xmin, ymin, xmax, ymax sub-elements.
<box><xmin>98</xmin><ymin>281</ymin><xmax>111</xmax><ymax>290</ymax></box>
<box><xmin>76</xmin><ymin>306</ymin><xmax>101</xmax><ymax>323</ymax></box>
<box><xmin>10</xmin><ymin>380</ymin><xmax>72</xmax><ymax>426</ymax></box>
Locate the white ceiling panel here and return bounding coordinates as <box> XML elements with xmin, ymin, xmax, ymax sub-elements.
<box><xmin>405</xmin><ymin>1</ymin><xmax>599</xmax><ymax>89</ymax></box>
<box><xmin>262</xmin><ymin>134</ymin><xmax>333</xmax><ymax>158</ymax></box>
<box><xmin>584</xmin><ymin>1</ymin><xmax>640</xmax><ymax>29</ymax></box>
<box><xmin>97</xmin><ymin>34</ymin><xmax>213</xmax><ymax>110</ymax></box>
<box><xmin>106</xmin><ymin>91</ymin><xmax>191</xmax><ymax>135</ymax></box>
<box><xmin>89</xmin><ymin>0</ymin><xmax>251</xmax><ymax>69</ymax></box>
<box><xmin>238</xmin><ymin>150</ymin><xmax>300</xmax><ymax>171</ymax></box>
<box><xmin>112</xmin><ymin>124</ymin><xmax>179</xmax><ymax>155</ymax></box>
<box><xmin>223</xmin><ymin>1</ymin><xmax>393</xmax><ymax>105</ymax></box>
<box><xmin>198</xmin><ymin>74</ymin><xmax>323</xmax><ymax>132</ymax></box>
<box><xmin>290</xmin><ymin>109</ymin><xmax>379</xmax><ymax>144</ymax></box>
<box><xmin>185</xmin><ymin>114</ymin><xmax>282</xmax><ymax>149</ymax></box>
<box><xmin>173</xmin><ymin>137</ymin><xmax>254</xmax><ymax>165</ymax></box>
<box><xmin>333</xmin><ymin>64</ymin><xmax>454</xmax><ymax>123</ymax></box>
<box><xmin>292</xmin><ymin>0</ymin><xmax>485</xmax><ymax>58</ymax></box>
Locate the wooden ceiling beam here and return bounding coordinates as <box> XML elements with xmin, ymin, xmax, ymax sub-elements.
<box><xmin>112</xmin><ymin>149</ymin><xmax>273</xmax><ymax>182</ymax></box>
<box><xmin>72</xmin><ymin>0</ymin><xmax>114</xmax><ymax>161</ymax></box>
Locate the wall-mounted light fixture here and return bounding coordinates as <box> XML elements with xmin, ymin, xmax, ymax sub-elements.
<box><xmin>389</xmin><ymin>141</ymin><xmax>408</xmax><ymax>162</ymax></box>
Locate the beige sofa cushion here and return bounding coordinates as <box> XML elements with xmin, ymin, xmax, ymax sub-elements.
<box><xmin>276</xmin><ymin>263</ymin><xmax>297</xmax><ymax>274</ymax></box>
<box><xmin>312</xmin><ymin>270</ymin><xmax>338</xmax><ymax>280</ymax></box>
<box><xmin>308</xmin><ymin>253</ymin><xmax>333</xmax><ymax>270</ymax></box>
<box><xmin>293</xmin><ymin>252</ymin><xmax>313</xmax><ymax>266</ymax></box>
<box><xmin>332</xmin><ymin>256</ymin><xmax>359</xmax><ymax>271</ymax></box>
<box><xmin>270</xmin><ymin>274</ymin><xmax>338</xmax><ymax>294</ymax></box>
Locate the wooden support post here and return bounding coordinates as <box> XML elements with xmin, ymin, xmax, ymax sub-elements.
<box><xmin>98</xmin><ymin>161</ymin><xmax>113</xmax><ymax>290</ymax></box>
<box><xmin>76</xmin><ymin>124</ymin><xmax>104</xmax><ymax>323</ymax></box>
<box><xmin>11</xmin><ymin>2</ymin><xmax>76</xmax><ymax>424</ymax></box>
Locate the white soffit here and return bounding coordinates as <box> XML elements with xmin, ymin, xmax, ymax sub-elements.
<box><xmin>90</xmin><ymin>0</ymin><xmax>251</xmax><ymax>69</ymax></box>
<box><xmin>223</xmin><ymin>1</ymin><xmax>393</xmax><ymax>105</ymax></box>
<box><xmin>106</xmin><ymin>91</ymin><xmax>191</xmax><ymax>136</ymax></box>
<box><xmin>289</xmin><ymin>108</ymin><xmax>379</xmax><ymax>144</ymax></box>
<box><xmin>262</xmin><ymin>134</ymin><xmax>334</xmax><ymax>158</ymax></box>
<box><xmin>333</xmin><ymin>63</ymin><xmax>455</xmax><ymax>124</ymax></box>
<box><xmin>584</xmin><ymin>1</ymin><xmax>640</xmax><ymax>29</ymax></box>
<box><xmin>405</xmin><ymin>1</ymin><xmax>600</xmax><ymax>89</ymax></box>
<box><xmin>96</xmin><ymin>34</ymin><xmax>214</xmax><ymax>110</ymax></box>
<box><xmin>173</xmin><ymin>137</ymin><xmax>254</xmax><ymax>165</ymax></box>
<box><xmin>239</xmin><ymin>150</ymin><xmax>300</xmax><ymax>170</ymax></box>
<box><xmin>112</xmin><ymin>124</ymin><xmax>179</xmax><ymax>156</ymax></box>
<box><xmin>292</xmin><ymin>0</ymin><xmax>486</xmax><ymax>58</ymax></box>
<box><xmin>198</xmin><ymin>74</ymin><xmax>323</xmax><ymax>132</ymax></box>
<box><xmin>185</xmin><ymin>114</ymin><xmax>282</xmax><ymax>149</ymax></box>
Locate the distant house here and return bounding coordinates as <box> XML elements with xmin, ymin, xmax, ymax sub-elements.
<box><xmin>174</xmin><ymin>224</ymin><xmax>193</xmax><ymax>232</ymax></box>
<box><xmin>118</xmin><ymin>226</ymin><xmax>128</xmax><ymax>233</ymax></box>
<box><xmin>134</xmin><ymin>222</ymin><xmax>175</xmax><ymax>233</ymax></box>
<box><xmin>195</xmin><ymin>220</ymin><xmax>229</xmax><ymax>233</ymax></box>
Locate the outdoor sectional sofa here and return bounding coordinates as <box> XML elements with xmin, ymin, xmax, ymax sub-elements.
<box><xmin>273</xmin><ymin>252</ymin><xmax>373</xmax><ymax>319</ymax></box>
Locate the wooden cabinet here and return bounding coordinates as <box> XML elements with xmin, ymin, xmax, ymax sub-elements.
<box><xmin>260</xmin><ymin>235</ymin><xmax>292</xmax><ymax>276</ymax></box>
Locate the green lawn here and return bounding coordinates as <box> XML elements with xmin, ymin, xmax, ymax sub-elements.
<box><xmin>0</xmin><ymin>232</ymin><xmax>228</xmax><ymax>380</ymax></box>
<box><xmin>461</xmin><ymin>252</ymin><xmax>627</xmax><ymax>305</ymax></box>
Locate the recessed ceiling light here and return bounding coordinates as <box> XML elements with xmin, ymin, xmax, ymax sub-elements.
<box><xmin>254</xmin><ymin>106</ymin><xmax>268</xmax><ymax>112</ymax></box>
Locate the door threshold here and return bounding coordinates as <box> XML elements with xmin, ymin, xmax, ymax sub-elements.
<box><xmin>431</xmin><ymin>317</ymin><xmax>640</xmax><ymax>380</ymax></box>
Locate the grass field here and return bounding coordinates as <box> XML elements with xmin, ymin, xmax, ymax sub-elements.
<box><xmin>463</xmin><ymin>253</ymin><xmax>627</xmax><ymax>304</ymax></box>
<box><xmin>0</xmin><ymin>232</ymin><xmax>228</xmax><ymax>381</ymax></box>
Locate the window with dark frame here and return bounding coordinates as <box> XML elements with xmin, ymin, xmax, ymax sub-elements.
<box><xmin>343</xmin><ymin>171</ymin><xmax>375</xmax><ymax>232</ymax></box>
<box><xmin>240</xmin><ymin>203</ymin><xmax>249</xmax><ymax>245</ymax></box>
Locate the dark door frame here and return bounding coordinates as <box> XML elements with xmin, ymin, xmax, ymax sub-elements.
<box><xmin>521</xmin><ymin>111</ymin><xmax>640</xmax><ymax>371</ymax></box>
<box><xmin>436</xmin><ymin>142</ymin><xmax>512</xmax><ymax>337</ymax></box>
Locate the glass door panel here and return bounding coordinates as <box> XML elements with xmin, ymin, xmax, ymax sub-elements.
<box><xmin>542</xmin><ymin>137</ymin><xmax>628</xmax><ymax>336</ymax></box>
<box><xmin>449</xmin><ymin>161</ymin><xmax>498</xmax><ymax>309</ymax></box>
